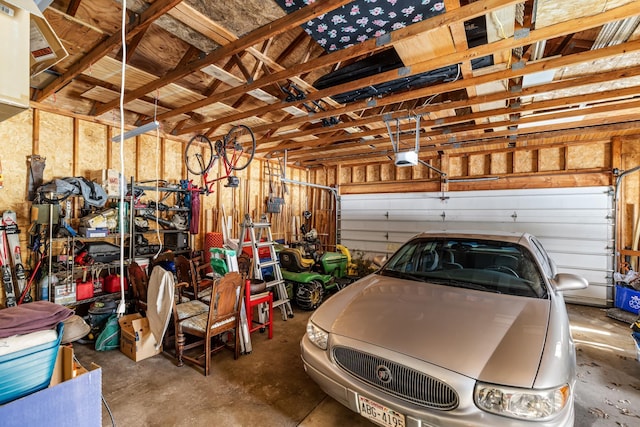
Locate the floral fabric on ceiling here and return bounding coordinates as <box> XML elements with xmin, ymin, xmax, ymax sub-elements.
<box><xmin>275</xmin><ymin>0</ymin><xmax>446</xmax><ymax>52</ymax></box>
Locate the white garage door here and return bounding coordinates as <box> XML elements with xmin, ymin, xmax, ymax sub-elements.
<box><xmin>341</xmin><ymin>187</ymin><xmax>614</xmax><ymax>306</ymax></box>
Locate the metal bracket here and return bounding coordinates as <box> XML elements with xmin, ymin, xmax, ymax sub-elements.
<box><xmin>514</xmin><ymin>28</ymin><xmax>530</xmax><ymax>39</ymax></box>
<box><xmin>511</xmin><ymin>61</ymin><xmax>526</xmax><ymax>70</ymax></box>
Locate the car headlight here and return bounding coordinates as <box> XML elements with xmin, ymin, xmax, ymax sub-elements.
<box><xmin>306</xmin><ymin>321</ymin><xmax>329</xmax><ymax>350</ymax></box>
<box><xmin>474</xmin><ymin>382</ymin><xmax>570</xmax><ymax>420</ymax></box>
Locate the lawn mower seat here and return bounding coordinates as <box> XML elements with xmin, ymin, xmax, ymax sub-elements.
<box><xmin>278</xmin><ymin>247</ymin><xmax>315</xmax><ymax>272</ymax></box>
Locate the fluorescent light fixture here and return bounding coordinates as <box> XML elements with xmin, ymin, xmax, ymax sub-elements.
<box><xmin>112</xmin><ymin>120</ymin><xmax>159</xmax><ymax>142</ymax></box>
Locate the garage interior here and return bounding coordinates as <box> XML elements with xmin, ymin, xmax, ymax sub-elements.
<box><xmin>1</xmin><ymin>0</ymin><xmax>640</xmax><ymax>425</ymax></box>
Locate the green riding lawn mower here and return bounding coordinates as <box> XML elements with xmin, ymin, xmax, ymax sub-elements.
<box><xmin>277</xmin><ymin>226</ymin><xmax>358</xmax><ymax>311</ymax></box>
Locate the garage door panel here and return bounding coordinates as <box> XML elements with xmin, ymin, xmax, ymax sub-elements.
<box><xmin>341</xmin><ymin>238</ymin><xmax>401</xmax><ymax>254</ymax></box>
<box><xmin>550</xmin><ymin>253</ymin><xmax>610</xmax><ymax>271</ymax></box>
<box><xmin>341</xmin><ymin>186</ymin><xmax>614</xmax><ymax>307</ymax></box>
<box><xmin>541</xmin><ymin>237</ymin><xmax>611</xmax><ymax>257</ymax></box>
<box><xmin>342</xmin><ymin>219</ymin><xmax>389</xmax><ymax>231</ymax></box>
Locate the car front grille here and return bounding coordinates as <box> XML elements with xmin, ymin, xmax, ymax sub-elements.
<box><xmin>332</xmin><ymin>346</ymin><xmax>459</xmax><ymax>410</ymax></box>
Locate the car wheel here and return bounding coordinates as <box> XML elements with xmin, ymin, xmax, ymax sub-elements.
<box><xmin>295</xmin><ymin>280</ymin><xmax>324</xmax><ymax>310</ymax></box>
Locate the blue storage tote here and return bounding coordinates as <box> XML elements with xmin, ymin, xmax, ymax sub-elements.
<box><xmin>614</xmin><ymin>285</ymin><xmax>640</xmax><ymax>314</ymax></box>
<box><xmin>0</xmin><ymin>322</ymin><xmax>64</xmax><ymax>405</ymax></box>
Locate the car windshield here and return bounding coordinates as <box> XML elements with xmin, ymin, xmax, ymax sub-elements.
<box><xmin>379</xmin><ymin>237</ymin><xmax>548</xmax><ymax>299</ymax></box>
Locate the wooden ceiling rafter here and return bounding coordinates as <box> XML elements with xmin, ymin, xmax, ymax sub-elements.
<box><xmin>288</xmin><ymin>97</ymin><xmax>640</xmax><ymax>162</ymax></box>
<box><xmin>36</xmin><ymin>0</ymin><xmax>186</xmax><ymax>101</ymax></box>
<box><xmin>115</xmin><ymin>27</ymin><xmax>149</xmax><ymax>63</ymax></box>
<box><xmin>91</xmin><ymin>0</ymin><xmax>354</xmax><ymax>117</ymax></box>
<box><xmin>254</xmin><ymin>61</ymin><xmax>640</xmax><ymax>155</ymax></box>
<box><xmin>176</xmin><ymin>1</ymin><xmax>640</xmax><ymax>136</ymax></box>
<box><xmin>151</xmin><ymin>0</ymin><xmax>522</xmax><ymax>130</ymax></box>
<box><xmin>295</xmin><ymin>110</ymin><xmax>640</xmax><ymax>165</ymax></box>
<box><xmin>65</xmin><ymin>0</ymin><xmax>82</xmax><ymax>17</ymax></box>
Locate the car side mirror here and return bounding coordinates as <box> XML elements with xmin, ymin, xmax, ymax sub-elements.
<box><xmin>372</xmin><ymin>255</ymin><xmax>387</xmax><ymax>268</ymax></box>
<box><xmin>551</xmin><ymin>273</ymin><xmax>589</xmax><ymax>291</ymax></box>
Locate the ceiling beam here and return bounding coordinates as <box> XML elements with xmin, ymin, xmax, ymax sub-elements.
<box><xmin>163</xmin><ymin>0</ymin><xmax>523</xmax><ymax>130</ymax></box>
<box><xmin>36</xmin><ymin>0</ymin><xmax>185</xmax><ymax>101</ymax></box>
<box><xmin>177</xmin><ymin>1</ymin><xmax>640</xmax><ymax>135</ymax></box>
<box><xmin>91</xmin><ymin>0</ymin><xmax>354</xmax><ymax>116</ymax></box>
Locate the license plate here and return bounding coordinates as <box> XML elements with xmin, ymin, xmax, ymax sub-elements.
<box><xmin>358</xmin><ymin>395</ymin><xmax>405</xmax><ymax>427</ymax></box>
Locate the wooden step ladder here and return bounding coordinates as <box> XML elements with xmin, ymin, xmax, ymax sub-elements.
<box><xmin>239</xmin><ymin>214</ymin><xmax>293</xmax><ymax>320</ymax></box>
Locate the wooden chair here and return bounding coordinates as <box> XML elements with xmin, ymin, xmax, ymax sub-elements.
<box><xmin>175</xmin><ymin>254</ymin><xmax>213</xmax><ymax>301</ymax></box>
<box><xmin>128</xmin><ymin>261</ymin><xmax>149</xmax><ymax>314</ymax></box>
<box><xmin>175</xmin><ymin>271</ymin><xmax>245</xmax><ymax>376</ymax></box>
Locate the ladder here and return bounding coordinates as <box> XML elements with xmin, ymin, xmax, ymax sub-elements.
<box><xmin>239</xmin><ymin>214</ymin><xmax>293</xmax><ymax>320</ymax></box>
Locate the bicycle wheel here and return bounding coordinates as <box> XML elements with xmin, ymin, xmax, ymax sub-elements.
<box><xmin>223</xmin><ymin>124</ymin><xmax>255</xmax><ymax>171</ymax></box>
<box><xmin>185</xmin><ymin>134</ymin><xmax>214</xmax><ymax>175</ymax></box>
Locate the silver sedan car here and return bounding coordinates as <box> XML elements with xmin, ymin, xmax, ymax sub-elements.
<box><xmin>301</xmin><ymin>231</ymin><xmax>588</xmax><ymax>427</ymax></box>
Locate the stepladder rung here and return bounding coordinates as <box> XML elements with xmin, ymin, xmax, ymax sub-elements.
<box><xmin>258</xmin><ymin>259</ymin><xmax>280</xmax><ymax>268</ymax></box>
<box><xmin>263</xmin><ymin>278</ymin><xmax>284</xmax><ymax>289</ymax></box>
<box><xmin>240</xmin><ymin>214</ymin><xmax>293</xmax><ymax>320</ymax></box>
<box><xmin>256</xmin><ymin>241</ymin><xmax>274</xmax><ymax>248</ymax></box>
<box><xmin>252</xmin><ymin>222</ymin><xmax>271</xmax><ymax>228</ymax></box>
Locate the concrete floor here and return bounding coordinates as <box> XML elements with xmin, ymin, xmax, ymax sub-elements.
<box><xmin>73</xmin><ymin>303</ymin><xmax>640</xmax><ymax>427</ymax></box>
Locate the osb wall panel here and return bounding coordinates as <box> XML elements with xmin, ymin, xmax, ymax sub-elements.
<box><xmin>620</xmin><ymin>138</ymin><xmax>640</xmax><ymax>258</ymax></box>
<box><xmin>380</xmin><ymin>164</ymin><xmax>395</xmax><ymax>181</ymax></box>
<box><xmin>0</xmin><ymin>110</ymin><xmax>32</xmax><ymax>221</ymax></box>
<box><xmin>0</xmin><ymin>108</ymin><xmax>316</xmax><ymax>304</ymax></box>
<box><xmin>76</xmin><ymin>122</ymin><xmax>107</xmax><ymax>177</ymax></box>
<box><xmin>491</xmin><ymin>152</ymin><xmax>508</xmax><ymax>175</ymax></box>
<box><xmin>40</xmin><ymin>111</ymin><xmax>74</xmax><ymax>181</ymax></box>
<box><xmin>353</xmin><ymin>165</ymin><xmax>366</xmax><ymax>183</ymax></box>
<box><xmin>108</xmin><ymin>133</ymin><xmax>136</xmax><ymax>174</ymax></box>
<box><xmin>566</xmin><ymin>143</ymin><xmax>605</xmax><ymax>169</ymax></box>
<box><xmin>163</xmin><ymin>139</ymin><xmax>184</xmax><ymax>179</ymax></box>
<box><xmin>514</xmin><ymin>151</ymin><xmax>535</xmax><ymax>174</ymax></box>
<box><xmin>136</xmin><ymin>134</ymin><xmax>161</xmax><ymax>181</ymax></box>
<box><xmin>396</xmin><ymin>167</ymin><xmax>412</xmax><ymax>181</ymax></box>
<box><xmin>449</xmin><ymin>156</ymin><xmax>463</xmax><ymax>177</ymax></box>
<box><xmin>539</xmin><ymin>147</ymin><xmax>562</xmax><ymax>172</ymax></box>
<box><xmin>467</xmin><ymin>154</ymin><xmax>486</xmax><ymax>176</ymax></box>
<box><xmin>367</xmin><ymin>165</ymin><xmax>381</xmax><ymax>182</ymax></box>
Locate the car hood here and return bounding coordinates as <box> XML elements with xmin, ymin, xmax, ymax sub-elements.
<box><xmin>323</xmin><ymin>274</ymin><xmax>550</xmax><ymax>387</ymax></box>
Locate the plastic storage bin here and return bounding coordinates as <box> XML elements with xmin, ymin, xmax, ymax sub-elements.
<box><xmin>614</xmin><ymin>285</ymin><xmax>640</xmax><ymax>314</ymax></box>
<box><xmin>0</xmin><ymin>322</ymin><xmax>64</xmax><ymax>405</ymax></box>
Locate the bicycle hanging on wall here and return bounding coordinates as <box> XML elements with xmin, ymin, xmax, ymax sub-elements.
<box><xmin>184</xmin><ymin>124</ymin><xmax>256</xmax><ymax>195</ymax></box>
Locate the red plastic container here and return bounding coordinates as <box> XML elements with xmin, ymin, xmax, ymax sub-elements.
<box><xmin>104</xmin><ymin>274</ymin><xmax>127</xmax><ymax>293</ymax></box>
<box><xmin>76</xmin><ymin>280</ymin><xmax>94</xmax><ymax>301</ymax></box>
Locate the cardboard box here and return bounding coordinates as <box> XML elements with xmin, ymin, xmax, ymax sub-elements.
<box><xmin>614</xmin><ymin>285</ymin><xmax>640</xmax><ymax>314</ymax></box>
<box><xmin>52</xmin><ymin>281</ymin><xmax>76</xmax><ymax>305</ymax></box>
<box><xmin>88</xmin><ymin>169</ymin><xmax>122</xmax><ymax>196</ymax></box>
<box><xmin>119</xmin><ymin>313</ymin><xmax>162</xmax><ymax>362</ymax></box>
